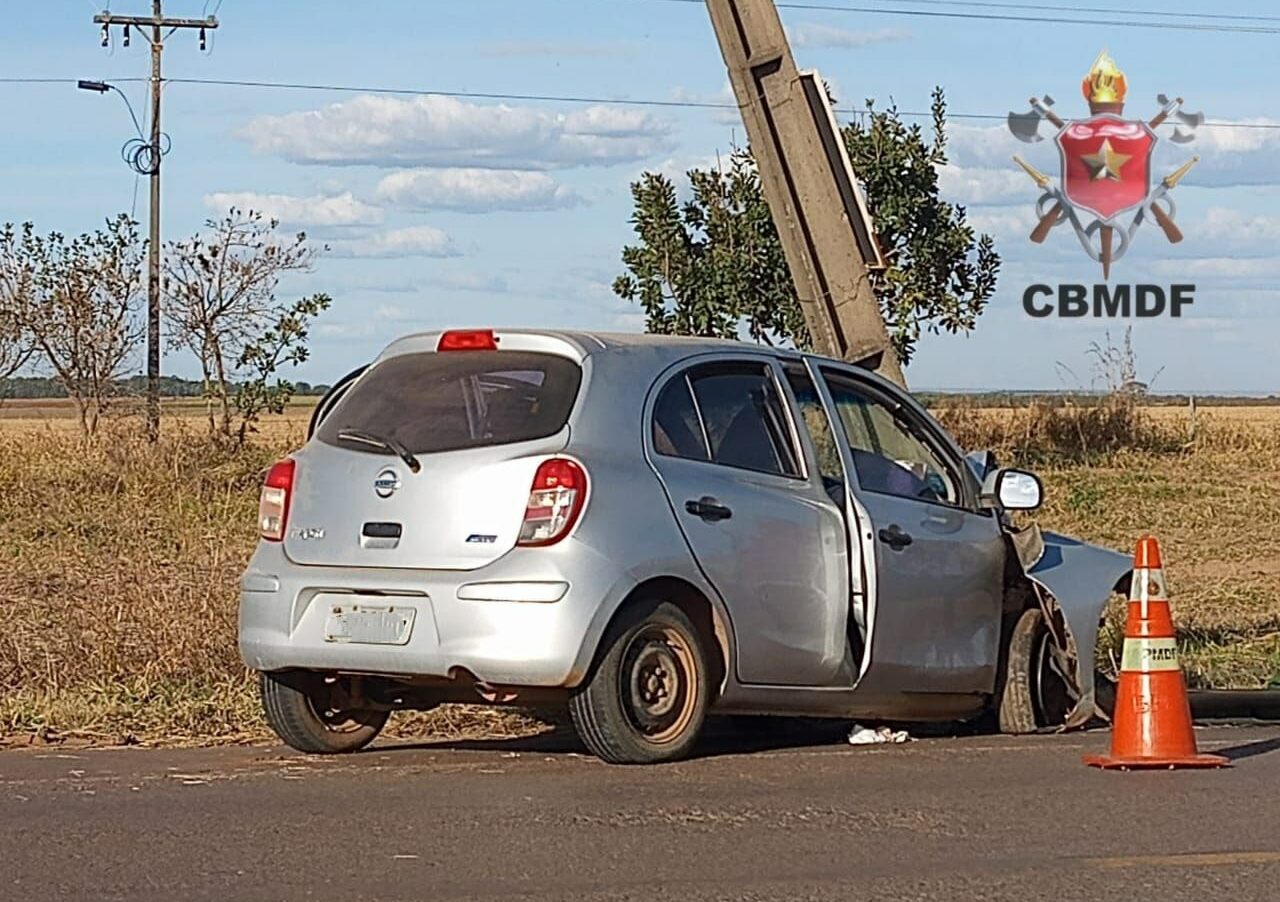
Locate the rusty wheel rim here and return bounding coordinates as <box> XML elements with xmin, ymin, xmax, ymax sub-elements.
<box><xmin>306</xmin><ymin>679</ymin><xmax>374</xmax><ymax>734</ymax></box>
<box><xmin>621</xmin><ymin>626</ymin><xmax>698</xmax><ymax>745</ymax></box>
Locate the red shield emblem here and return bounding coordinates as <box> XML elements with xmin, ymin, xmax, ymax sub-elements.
<box><xmin>1057</xmin><ymin>115</ymin><xmax>1155</xmax><ymax>222</ymax></box>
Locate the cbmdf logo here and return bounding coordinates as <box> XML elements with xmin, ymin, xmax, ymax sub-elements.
<box><xmin>1008</xmin><ymin>51</ymin><xmax>1203</xmax><ymax>281</ymax></box>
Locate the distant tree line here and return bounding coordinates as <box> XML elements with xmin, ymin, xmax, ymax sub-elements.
<box><xmin>0</xmin><ymin>374</ymin><xmax>331</xmax><ymax>400</ymax></box>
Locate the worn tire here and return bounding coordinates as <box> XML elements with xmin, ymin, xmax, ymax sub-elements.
<box><xmin>998</xmin><ymin>609</ymin><xmax>1044</xmax><ymax>734</ymax></box>
<box><xmin>998</xmin><ymin>608</ymin><xmax>1115</xmax><ymax>734</ymax></box>
<box><xmin>260</xmin><ymin>672</ymin><xmax>389</xmax><ymax>755</ymax></box>
<box><xmin>569</xmin><ymin>600</ymin><xmax>710</xmax><ymax>765</ymax></box>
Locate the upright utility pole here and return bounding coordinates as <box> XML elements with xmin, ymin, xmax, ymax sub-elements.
<box><xmin>703</xmin><ymin>0</ymin><xmax>905</xmax><ymax>386</ymax></box>
<box><xmin>93</xmin><ymin>4</ymin><xmax>219</xmax><ymax>441</ymax></box>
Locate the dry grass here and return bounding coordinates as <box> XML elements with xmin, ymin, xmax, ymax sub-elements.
<box><xmin>937</xmin><ymin>401</ymin><xmax>1280</xmax><ymax>689</ymax></box>
<box><xmin>0</xmin><ymin>414</ymin><xmax>550</xmax><ymax>746</ymax></box>
<box><xmin>0</xmin><ymin>400</ymin><xmax>1277</xmax><ymax>747</ymax></box>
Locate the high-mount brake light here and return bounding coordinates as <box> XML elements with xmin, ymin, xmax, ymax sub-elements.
<box><xmin>259</xmin><ymin>458</ymin><xmax>296</xmax><ymax>542</ymax></box>
<box><xmin>438</xmin><ymin>329</ymin><xmax>499</xmax><ymax>351</ymax></box>
<box><xmin>517</xmin><ymin>458</ymin><xmax>588</xmax><ymax>547</ymax></box>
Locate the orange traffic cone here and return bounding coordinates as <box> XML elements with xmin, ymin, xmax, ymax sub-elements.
<box><xmin>1084</xmin><ymin>536</ymin><xmax>1229</xmax><ymax>770</ymax></box>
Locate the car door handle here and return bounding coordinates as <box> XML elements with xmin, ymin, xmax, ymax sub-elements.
<box><xmin>878</xmin><ymin>524</ymin><xmax>914</xmax><ymax>551</ymax></box>
<box><xmin>685</xmin><ymin>497</ymin><xmax>733</xmax><ymax>523</ymax></box>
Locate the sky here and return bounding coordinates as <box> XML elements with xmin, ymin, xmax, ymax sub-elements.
<box><xmin>2</xmin><ymin>0</ymin><xmax>1279</xmax><ymax>393</ymax></box>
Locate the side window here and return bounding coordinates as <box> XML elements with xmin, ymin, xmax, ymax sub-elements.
<box><xmin>688</xmin><ymin>365</ymin><xmax>801</xmax><ymax>478</ymax></box>
<box><xmin>652</xmin><ymin>362</ymin><xmax>802</xmax><ymax>478</ymax></box>
<box><xmin>823</xmin><ymin>375</ymin><xmax>959</xmax><ymax>506</ymax></box>
<box><xmin>653</xmin><ymin>375</ymin><xmax>709</xmax><ymax>461</ymax></box>
<box><xmin>783</xmin><ymin>364</ymin><xmax>846</xmax><ymax>492</ymax></box>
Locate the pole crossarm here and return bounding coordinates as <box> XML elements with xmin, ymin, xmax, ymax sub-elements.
<box><xmin>93</xmin><ymin>14</ymin><xmax>218</xmax><ymax>29</ymax></box>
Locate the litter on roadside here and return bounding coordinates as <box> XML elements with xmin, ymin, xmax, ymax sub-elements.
<box><xmin>847</xmin><ymin>725</ymin><xmax>912</xmax><ymax>745</ymax></box>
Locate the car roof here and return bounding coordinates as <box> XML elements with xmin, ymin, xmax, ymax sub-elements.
<box><xmin>384</xmin><ymin>328</ymin><xmax>803</xmax><ymax>360</ymax></box>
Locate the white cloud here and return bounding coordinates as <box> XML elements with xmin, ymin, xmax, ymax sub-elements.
<box><xmin>329</xmin><ymin>225</ymin><xmax>459</xmax><ymax>259</ymax></box>
<box><xmin>647</xmin><ymin>153</ymin><xmax>730</xmax><ymax>186</ymax></box>
<box><xmin>787</xmin><ymin>22</ymin><xmax>910</xmax><ymax>49</ymax></box>
<box><xmin>429</xmin><ymin>271</ymin><xmax>509</xmax><ymax>293</ymax></box>
<box><xmin>374</xmin><ymin>168</ymin><xmax>585</xmax><ymax>213</ymax></box>
<box><xmin>202</xmin><ymin>190</ymin><xmax>383</xmax><ymax>227</ymax></box>
<box><xmin>669</xmin><ymin>83</ymin><xmax>740</xmax><ymax>127</ymax></box>
<box><xmin>1197</xmin><ymin>207</ymin><xmax>1280</xmax><ymax>246</ymax></box>
<box><xmin>1148</xmin><ymin>256</ymin><xmax>1280</xmax><ymax>279</ymax></box>
<box><xmin>242</xmin><ymin>94</ymin><xmax>674</xmax><ymax>170</ymax></box>
<box><xmin>964</xmin><ymin>206</ymin><xmax>1038</xmax><ymax>245</ymax></box>
<box><xmin>938</xmin><ymin>164</ymin><xmax>1031</xmax><ymax>206</ymax></box>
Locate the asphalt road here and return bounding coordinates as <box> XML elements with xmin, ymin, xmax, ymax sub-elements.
<box><xmin>4</xmin><ymin>724</ymin><xmax>1280</xmax><ymax>902</ymax></box>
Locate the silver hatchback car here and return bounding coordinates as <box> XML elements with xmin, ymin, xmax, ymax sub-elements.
<box><xmin>239</xmin><ymin>328</ymin><xmax>1132</xmax><ymax>764</ymax></box>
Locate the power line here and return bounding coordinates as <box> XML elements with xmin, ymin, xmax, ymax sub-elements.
<box><xmin>4</xmin><ymin>73</ymin><xmax>1277</xmax><ymax>131</ymax></box>
<box><xmin>860</xmin><ymin>0</ymin><xmax>1280</xmax><ymax>25</ymax></box>
<box><xmin>163</xmin><ymin>76</ymin><xmax>733</xmax><ymax>109</ymax></box>
<box><xmin>643</xmin><ymin>0</ymin><xmax>1280</xmax><ymax>34</ymax></box>
<box><xmin>158</xmin><ymin>76</ymin><xmax>1280</xmax><ymax>131</ymax></box>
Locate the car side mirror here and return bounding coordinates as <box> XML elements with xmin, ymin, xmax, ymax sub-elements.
<box><xmin>981</xmin><ymin>468</ymin><xmax>1043</xmax><ymax>511</ymax></box>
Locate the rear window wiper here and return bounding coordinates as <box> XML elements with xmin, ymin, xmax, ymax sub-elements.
<box><xmin>335</xmin><ymin>429</ymin><xmax>422</xmax><ymax>473</ymax></box>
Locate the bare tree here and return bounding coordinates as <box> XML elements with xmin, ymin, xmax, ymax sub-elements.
<box><xmin>0</xmin><ymin>234</ymin><xmax>35</xmax><ymax>388</ymax></box>
<box><xmin>0</xmin><ymin>216</ymin><xmax>144</xmax><ymax>436</ymax></box>
<box><xmin>164</xmin><ymin>208</ymin><xmax>320</xmax><ymax>440</ymax></box>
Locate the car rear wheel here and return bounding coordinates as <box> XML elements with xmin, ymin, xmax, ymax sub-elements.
<box><xmin>260</xmin><ymin>672</ymin><xmax>389</xmax><ymax>754</ymax></box>
<box><xmin>569</xmin><ymin>600</ymin><xmax>710</xmax><ymax>764</ymax></box>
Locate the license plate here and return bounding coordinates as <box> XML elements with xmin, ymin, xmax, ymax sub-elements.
<box><xmin>324</xmin><ymin>604</ymin><xmax>415</xmax><ymax>646</ymax></box>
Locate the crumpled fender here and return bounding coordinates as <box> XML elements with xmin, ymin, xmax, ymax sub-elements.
<box><xmin>1021</xmin><ymin>528</ymin><xmax>1133</xmax><ymax>728</ymax></box>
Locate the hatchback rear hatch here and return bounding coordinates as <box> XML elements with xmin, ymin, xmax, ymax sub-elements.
<box><xmin>285</xmin><ymin>332</ymin><xmax>584</xmax><ymax>571</ymax></box>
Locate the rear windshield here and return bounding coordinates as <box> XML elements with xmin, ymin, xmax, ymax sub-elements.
<box><xmin>316</xmin><ymin>350</ymin><xmax>582</xmax><ymax>455</ymax></box>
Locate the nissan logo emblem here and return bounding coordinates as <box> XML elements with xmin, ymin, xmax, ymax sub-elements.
<box><xmin>373</xmin><ymin>468</ymin><xmax>402</xmax><ymax>499</ymax></box>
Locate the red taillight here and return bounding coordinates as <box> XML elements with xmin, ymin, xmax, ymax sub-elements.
<box><xmin>438</xmin><ymin>329</ymin><xmax>498</xmax><ymax>351</ymax></box>
<box><xmin>517</xmin><ymin>458</ymin><xmax>587</xmax><ymax>547</ymax></box>
<box><xmin>259</xmin><ymin>458</ymin><xmax>296</xmax><ymax>542</ymax></box>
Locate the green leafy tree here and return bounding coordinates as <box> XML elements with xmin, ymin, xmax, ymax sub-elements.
<box><xmin>614</xmin><ymin>88</ymin><xmax>1000</xmax><ymax>366</ymax></box>
<box><xmin>232</xmin><ymin>292</ymin><xmax>331</xmax><ymax>447</ymax></box>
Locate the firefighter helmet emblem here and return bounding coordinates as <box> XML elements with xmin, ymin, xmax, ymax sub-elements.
<box><xmin>1007</xmin><ymin>51</ymin><xmax>1204</xmax><ymax>278</ymax></box>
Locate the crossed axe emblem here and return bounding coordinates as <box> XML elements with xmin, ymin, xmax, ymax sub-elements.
<box><xmin>1007</xmin><ymin>93</ymin><xmax>1204</xmax><ymax>278</ymax></box>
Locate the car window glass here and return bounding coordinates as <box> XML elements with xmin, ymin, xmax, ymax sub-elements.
<box><xmin>687</xmin><ymin>366</ymin><xmax>801</xmax><ymax>478</ymax></box>
<box><xmin>652</xmin><ymin>375</ymin><xmax>710</xmax><ymax>461</ymax></box>
<box><xmin>784</xmin><ymin>365</ymin><xmax>846</xmax><ymax>493</ymax></box>
<box><xmin>317</xmin><ymin>351</ymin><xmax>581</xmax><ymax>455</ymax></box>
<box><xmin>823</xmin><ymin>376</ymin><xmax>958</xmax><ymax>505</ymax></box>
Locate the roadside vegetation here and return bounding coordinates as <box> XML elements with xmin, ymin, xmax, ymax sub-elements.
<box><xmin>0</xmin><ymin>399</ymin><xmax>1276</xmax><ymax>746</ymax></box>
<box><xmin>0</xmin><ymin>416</ymin><xmax>549</xmax><ymax>746</ymax></box>
<box><xmin>0</xmin><ymin>114</ymin><xmax>1272</xmax><ymax>748</ymax></box>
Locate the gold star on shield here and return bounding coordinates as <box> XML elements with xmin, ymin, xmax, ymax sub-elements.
<box><xmin>1081</xmin><ymin>139</ymin><xmax>1132</xmax><ymax>182</ymax></box>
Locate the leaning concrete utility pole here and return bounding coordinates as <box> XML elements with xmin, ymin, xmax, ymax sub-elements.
<box><xmin>703</xmin><ymin>0</ymin><xmax>906</xmax><ymax>387</ymax></box>
<box><xmin>92</xmin><ymin>3</ymin><xmax>219</xmax><ymax>441</ymax></box>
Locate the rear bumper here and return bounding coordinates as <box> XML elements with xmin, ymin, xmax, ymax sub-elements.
<box><xmin>237</xmin><ymin>540</ymin><xmax>634</xmax><ymax>687</ymax></box>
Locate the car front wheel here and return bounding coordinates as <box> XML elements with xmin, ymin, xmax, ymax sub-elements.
<box><xmin>260</xmin><ymin>672</ymin><xmax>389</xmax><ymax>754</ymax></box>
<box><xmin>998</xmin><ymin>608</ymin><xmax>1115</xmax><ymax>733</ymax></box>
<box><xmin>569</xmin><ymin>599</ymin><xmax>710</xmax><ymax>764</ymax></box>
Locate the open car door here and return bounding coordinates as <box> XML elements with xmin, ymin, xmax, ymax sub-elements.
<box><xmin>807</xmin><ymin>361</ymin><xmax>1007</xmax><ymax>696</ymax></box>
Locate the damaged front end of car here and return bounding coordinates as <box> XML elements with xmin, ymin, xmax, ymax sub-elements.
<box><xmin>1010</xmin><ymin>524</ymin><xmax>1133</xmax><ymax>728</ymax></box>
<box><xmin>965</xmin><ymin>451</ymin><xmax>1133</xmax><ymax>729</ymax></box>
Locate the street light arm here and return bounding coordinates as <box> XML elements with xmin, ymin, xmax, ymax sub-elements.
<box><xmin>77</xmin><ymin>79</ymin><xmax>145</xmax><ymax>139</ymax></box>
